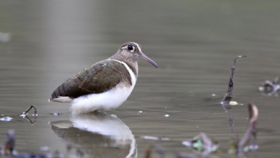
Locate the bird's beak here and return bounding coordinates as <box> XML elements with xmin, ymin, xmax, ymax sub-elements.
<box><xmin>139</xmin><ymin>52</ymin><xmax>158</xmax><ymax>68</ymax></box>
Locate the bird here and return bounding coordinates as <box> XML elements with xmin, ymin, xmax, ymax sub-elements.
<box><xmin>49</xmin><ymin>42</ymin><xmax>158</xmax><ymax>113</ymax></box>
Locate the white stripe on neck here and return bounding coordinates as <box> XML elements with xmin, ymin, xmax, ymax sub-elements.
<box><xmin>108</xmin><ymin>58</ymin><xmax>137</xmax><ymax>78</ymax></box>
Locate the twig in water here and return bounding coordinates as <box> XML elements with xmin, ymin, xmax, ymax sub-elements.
<box><xmin>222</xmin><ymin>55</ymin><xmax>247</xmax><ymax>104</ymax></box>
<box><xmin>229</xmin><ymin>103</ymin><xmax>258</xmax><ymax>157</ymax></box>
<box><xmin>221</xmin><ymin>55</ymin><xmax>246</xmax><ymax>134</ymax></box>
<box><xmin>21</xmin><ymin>105</ymin><xmax>37</xmax><ymax>124</ymax></box>
<box><xmin>237</xmin><ymin>103</ymin><xmax>258</xmax><ymax>153</ymax></box>
<box><xmin>23</xmin><ymin>105</ymin><xmax>37</xmax><ymax>115</ymax></box>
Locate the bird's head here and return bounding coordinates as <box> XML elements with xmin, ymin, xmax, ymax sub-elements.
<box><xmin>115</xmin><ymin>42</ymin><xmax>158</xmax><ymax>68</ymax></box>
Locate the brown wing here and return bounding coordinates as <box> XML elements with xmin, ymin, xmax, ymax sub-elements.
<box><xmin>50</xmin><ymin>60</ymin><xmax>131</xmax><ymax>100</ymax></box>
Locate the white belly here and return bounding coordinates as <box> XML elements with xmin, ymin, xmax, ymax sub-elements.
<box><xmin>70</xmin><ymin>60</ymin><xmax>137</xmax><ymax>113</ymax></box>
<box><xmin>70</xmin><ymin>83</ymin><xmax>135</xmax><ymax>113</ymax></box>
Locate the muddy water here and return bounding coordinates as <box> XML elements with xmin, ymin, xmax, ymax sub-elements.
<box><xmin>0</xmin><ymin>1</ymin><xmax>280</xmax><ymax>158</ymax></box>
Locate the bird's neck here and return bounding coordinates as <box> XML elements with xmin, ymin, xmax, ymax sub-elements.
<box><xmin>109</xmin><ymin>52</ymin><xmax>138</xmax><ymax>77</ymax></box>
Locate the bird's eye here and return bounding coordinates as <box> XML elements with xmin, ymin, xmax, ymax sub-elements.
<box><xmin>127</xmin><ymin>45</ymin><xmax>133</xmax><ymax>51</ymax></box>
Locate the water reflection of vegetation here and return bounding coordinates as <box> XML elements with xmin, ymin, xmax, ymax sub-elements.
<box><xmin>145</xmin><ymin>103</ymin><xmax>258</xmax><ymax>158</ymax></box>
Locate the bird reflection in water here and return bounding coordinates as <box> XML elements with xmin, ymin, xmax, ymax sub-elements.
<box><xmin>50</xmin><ymin>113</ymin><xmax>137</xmax><ymax>158</ymax></box>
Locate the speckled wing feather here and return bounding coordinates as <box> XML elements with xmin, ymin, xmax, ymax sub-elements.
<box><xmin>50</xmin><ymin>60</ymin><xmax>132</xmax><ymax>100</ymax></box>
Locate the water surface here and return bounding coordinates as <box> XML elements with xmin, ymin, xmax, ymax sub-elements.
<box><xmin>0</xmin><ymin>1</ymin><xmax>280</xmax><ymax>157</ymax></box>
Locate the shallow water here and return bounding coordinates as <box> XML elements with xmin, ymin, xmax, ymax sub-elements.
<box><xmin>0</xmin><ymin>1</ymin><xmax>280</xmax><ymax>158</ymax></box>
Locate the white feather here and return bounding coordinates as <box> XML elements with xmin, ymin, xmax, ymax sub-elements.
<box><xmin>70</xmin><ymin>60</ymin><xmax>137</xmax><ymax>113</ymax></box>
<box><xmin>51</xmin><ymin>96</ymin><xmax>73</xmax><ymax>102</ymax></box>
